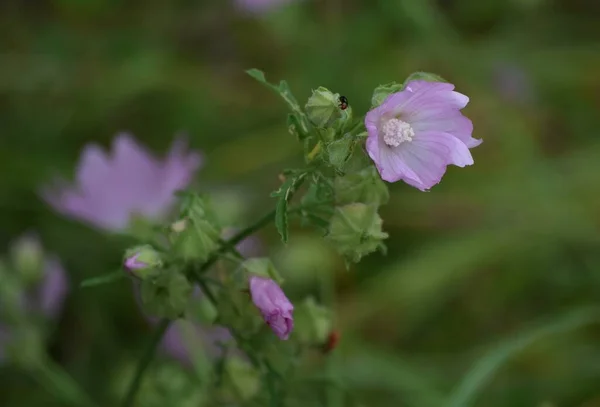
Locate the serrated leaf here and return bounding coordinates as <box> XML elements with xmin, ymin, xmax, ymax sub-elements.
<box><xmin>80</xmin><ymin>270</ymin><xmax>125</xmax><ymax>288</ymax></box>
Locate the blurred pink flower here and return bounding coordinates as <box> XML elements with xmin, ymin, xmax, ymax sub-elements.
<box><xmin>222</xmin><ymin>227</ymin><xmax>263</xmax><ymax>258</ymax></box>
<box><xmin>365</xmin><ymin>80</ymin><xmax>481</xmax><ymax>191</ymax></box>
<box><xmin>36</xmin><ymin>256</ymin><xmax>69</xmax><ymax>318</ymax></box>
<box><xmin>249</xmin><ymin>276</ymin><xmax>294</xmax><ymax>340</ymax></box>
<box><xmin>41</xmin><ymin>133</ymin><xmax>203</xmax><ymax>231</ymax></box>
<box><xmin>235</xmin><ymin>0</ymin><xmax>299</xmax><ymax>14</ymax></box>
<box><xmin>160</xmin><ymin>322</ymin><xmax>232</xmax><ymax>366</ymax></box>
<box><xmin>11</xmin><ymin>234</ymin><xmax>69</xmax><ymax>319</ymax></box>
<box><xmin>0</xmin><ymin>236</ymin><xmax>69</xmax><ymax>362</ymax></box>
<box><xmin>493</xmin><ymin>62</ymin><xmax>533</xmax><ymax>104</ymax></box>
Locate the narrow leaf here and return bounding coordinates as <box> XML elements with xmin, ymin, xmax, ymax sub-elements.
<box><xmin>245</xmin><ymin>68</ymin><xmax>278</xmax><ymax>92</ymax></box>
<box><xmin>445</xmin><ymin>307</ymin><xmax>600</xmax><ymax>407</ymax></box>
<box><xmin>80</xmin><ymin>270</ymin><xmax>125</xmax><ymax>288</ymax></box>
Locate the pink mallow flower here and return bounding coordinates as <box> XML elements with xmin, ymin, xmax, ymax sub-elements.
<box><xmin>365</xmin><ymin>80</ymin><xmax>482</xmax><ymax>191</ymax></box>
<box><xmin>249</xmin><ymin>276</ymin><xmax>294</xmax><ymax>340</ymax></box>
<box><xmin>42</xmin><ymin>133</ymin><xmax>202</xmax><ymax>232</ymax></box>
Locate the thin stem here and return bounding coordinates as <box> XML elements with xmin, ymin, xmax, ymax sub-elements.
<box><xmin>119</xmin><ymin>318</ymin><xmax>170</xmax><ymax>407</ymax></box>
<box><xmin>32</xmin><ymin>356</ymin><xmax>97</xmax><ymax>407</ymax></box>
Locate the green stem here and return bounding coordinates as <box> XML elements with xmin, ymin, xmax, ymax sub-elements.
<box><xmin>32</xmin><ymin>356</ymin><xmax>97</xmax><ymax>407</ymax></box>
<box><xmin>119</xmin><ymin>318</ymin><xmax>170</xmax><ymax>407</ymax></box>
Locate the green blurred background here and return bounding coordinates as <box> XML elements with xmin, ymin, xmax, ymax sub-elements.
<box><xmin>2</xmin><ymin>0</ymin><xmax>600</xmax><ymax>406</ymax></box>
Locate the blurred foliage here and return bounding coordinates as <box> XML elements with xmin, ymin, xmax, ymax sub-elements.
<box><xmin>1</xmin><ymin>0</ymin><xmax>600</xmax><ymax>406</ymax></box>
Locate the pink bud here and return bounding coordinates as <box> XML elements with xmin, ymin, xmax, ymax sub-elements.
<box><xmin>249</xmin><ymin>276</ymin><xmax>294</xmax><ymax>340</ymax></box>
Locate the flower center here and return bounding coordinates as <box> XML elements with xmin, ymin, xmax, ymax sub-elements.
<box><xmin>382</xmin><ymin>118</ymin><xmax>414</xmax><ymax>147</ymax></box>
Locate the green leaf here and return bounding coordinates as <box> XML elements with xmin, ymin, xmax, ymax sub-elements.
<box><xmin>444</xmin><ymin>307</ymin><xmax>600</xmax><ymax>407</ymax></box>
<box><xmin>270</xmin><ymin>173</ymin><xmax>306</xmax><ymax>243</ymax></box>
<box><xmin>246</xmin><ymin>68</ymin><xmax>309</xmax><ymax>134</ymax></box>
<box><xmin>80</xmin><ymin>270</ymin><xmax>125</xmax><ymax>288</ymax></box>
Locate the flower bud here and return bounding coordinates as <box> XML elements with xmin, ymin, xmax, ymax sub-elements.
<box><xmin>10</xmin><ymin>235</ymin><xmax>44</xmax><ymax>284</ymax></box>
<box><xmin>305</xmin><ymin>87</ymin><xmax>342</xmax><ymax>128</ymax></box>
<box><xmin>334</xmin><ymin>166</ymin><xmax>390</xmax><ymax>206</ymax></box>
<box><xmin>123</xmin><ymin>245</ymin><xmax>162</xmax><ymax>280</ymax></box>
<box><xmin>249</xmin><ymin>276</ymin><xmax>294</xmax><ymax>340</ymax></box>
<box><xmin>371</xmin><ymin>82</ymin><xmax>403</xmax><ymax>107</ymax></box>
<box><xmin>293</xmin><ymin>297</ymin><xmax>332</xmax><ymax>345</ymax></box>
<box><xmin>326</xmin><ymin>203</ymin><xmax>389</xmax><ymax>263</ymax></box>
<box><xmin>326</xmin><ymin>134</ymin><xmax>356</xmax><ymax>172</ymax></box>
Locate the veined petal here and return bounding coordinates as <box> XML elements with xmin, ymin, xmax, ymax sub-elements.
<box><xmin>412</xmin><ymin>113</ymin><xmax>482</xmax><ymax>148</ymax></box>
<box><xmin>395</xmin><ymin>131</ymin><xmax>473</xmax><ymax>191</ymax></box>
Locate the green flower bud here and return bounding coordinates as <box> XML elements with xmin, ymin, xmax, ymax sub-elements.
<box><xmin>326</xmin><ymin>203</ymin><xmax>388</xmax><ymax>263</ymax></box>
<box><xmin>123</xmin><ymin>244</ymin><xmax>162</xmax><ymax>280</ymax></box>
<box><xmin>140</xmin><ymin>271</ymin><xmax>192</xmax><ymax>319</ymax></box>
<box><xmin>371</xmin><ymin>82</ymin><xmax>403</xmax><ymax>107</ymax></box>
<box><xmin>293</xmin><ymin>297</ymin><xmax>332</xmax><ymax>344</ymax></box>
<box><xmin>241</xmin><ymin>257</ymin><xmax>283</xmax><ymax>284</ymax></box>
<box><xmin>326</xmin><ymin>134</ymin><xmax>356</xmax><ymax>172</ymax></box>
<box><xmin>305</xmin><ymin>87</ymin><xmax>342</xmax><ymax>128</ymax></box>
<box><xmin>10</xmin><ymin>235</ymin><xmax>43</xmax><ymax>284</ymax></box>
<box><xmin>334</xmin><ymin>166</ymin><xmax>390</xmax><ymax>206</ymax></box>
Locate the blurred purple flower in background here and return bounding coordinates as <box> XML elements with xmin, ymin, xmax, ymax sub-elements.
<box><xmin>34</xmin><ymin>256</ymin><xmax>69</xmax><ymax>319</ymax></box>
<box><xmin>42</xmin><ymin>133</ymin><xmax>203</xmax><ymax>232</ymax></box>
<box><xmin>0</xmin><ymin>235</ymin><xmax>69</xmax><ymax>362</ymax></box>
<box><xmin>222</xmin><ymin>227</ymin><xmax>263</xmax><ymax>258</ymax></box>
<box><xmin>493</xmin><ymin>62</ymin><xmax>534</xmax><ymax>104</ymax></box>
<box><xmin>249</xmin><ymin>276</ymin><xmax>294</xmax><ymax>340</ymax></box>
<box><xmin>235</xmin><ymin>0</ymin><xmax>299</xmax><ymax>14</ymax></box>
<box><xmin>11</xmin><ymin>234</ymin><xmax>69</xmax><ymax>319</ymax></box>
<box><xmin>161</xmin><ymin>322</ymin><xmax>232</xmax><ymax>366</ymax></box>
<box><xmin>365</xmin><ymin>80</ymin><xmax>481</xmax><ymax>191</ymax></box>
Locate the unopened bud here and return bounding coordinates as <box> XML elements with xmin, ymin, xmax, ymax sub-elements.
<box><xmin>123</xmin><ymin>245</ymin><xmax>162</xmax><ymax>279</ymax></box>
<box><xmin>305</xmin><ymin>87</ymin><xmax>342</xmax><ymax>128</ymax></box>
<box><xmin>10</xmin><ymin>235</ymin><xmax>44</xmax><ymax>284</ymax></box>
<box><xmin>326</xmin><ymin>203</ymin><xmax>388</xmax><ymax>263</ymax></box>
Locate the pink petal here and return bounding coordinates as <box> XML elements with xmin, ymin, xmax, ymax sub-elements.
<box><xmin>412</xmin><ymin>113</ymin><xmax>482</xmax><ymax>148</ymax></box>
<box><xmin>396</xmin><ymin>131</ymin><xmax>474</xmax><ymax>191</ymax></box>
